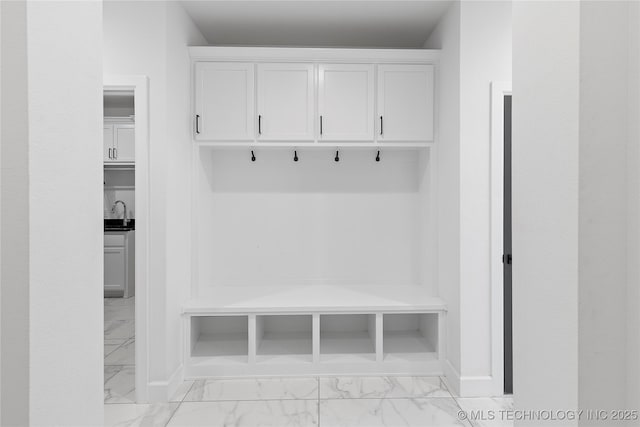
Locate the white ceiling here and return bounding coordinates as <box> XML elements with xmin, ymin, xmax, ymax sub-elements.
<box><xmin>180</xmin><ymin>1</ymin><xmax>452</xmax><ymax>48</ymax></box>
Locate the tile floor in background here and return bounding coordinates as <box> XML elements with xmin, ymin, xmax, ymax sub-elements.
<box><xmin>105</xmin><ymin>297</ymin><xmax>136</xmax><ymax>404</ymax></box>
<box><xmin>104</xmin><ymin>298</ymin><xmax>513</xmax><ymax>426</ymax></box>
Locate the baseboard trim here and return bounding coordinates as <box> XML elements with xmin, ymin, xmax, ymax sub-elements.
<box><xmin>442</xmin><ymin>359</ymin><xmax>461</xmax><ymax>396</ymax></box>
<box><xmin>147</xmin><ymin>364</ymin><xmax>184</xmax><ymax>402</ymax></box>
<box><xmin>459</xmin><ymin>375</ymin><xmax>495</xmax><ymax>397</ymax></box>
<box><xmin>443</xmin><ymin>361</ymin><xmax>501</xmax><ymax>397</ymax></box>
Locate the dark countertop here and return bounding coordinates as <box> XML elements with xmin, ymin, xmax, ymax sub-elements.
<box><xmin>104</xmin><ymin>218</ymin><xmax>135</xmax><ymax>232</ymax></box>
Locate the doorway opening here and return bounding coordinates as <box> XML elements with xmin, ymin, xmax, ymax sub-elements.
<box><xmin>103</xmin><ymin>76</ymin><xmax>149</xmax><ymax>403</ymax></box>
<box><xmin>503</xmin><ymin>94</ymin><xmax>512</xmax><ymax>395</ymax></box>
<box><xmin>103</xmin><ymin>89</ymin><xmax>136</xmax><ymax>403</ymax></box>
<box><xmin>491</xmin><ymin>82</ymin><xmax>512</xmax><ymax>396</ymax></box>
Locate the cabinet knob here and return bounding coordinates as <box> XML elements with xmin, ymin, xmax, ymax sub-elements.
<box><xmin>195</xmin><ymin>114</ymin><xmax>201</xmax><ymax>134</ymax></box>
<box><xmin>380</xmin><ymin>116</ymin><xmax>384</xmax><ymax>135</ymax></box>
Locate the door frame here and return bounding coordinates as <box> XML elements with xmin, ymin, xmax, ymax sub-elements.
<box><xmin>490</xmin><ymin>81</ymin><xmax>512</xmax><ymax>395</ymax></box>
<box><xmin>104</xmin><ymin>75</ymin><xmax>150</xmax><ymax>402</ymax></box>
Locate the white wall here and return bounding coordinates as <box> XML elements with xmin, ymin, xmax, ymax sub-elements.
<box><xmin>425</xmin><ymin>0</ymin><xmax>511</xmax><ymax>396</ymax></box>
<box><xmin>458</xmin><ymin>1</ymin><xmax>511</xmax><ymax>395</ymax></box>
<box><xmin>424</xmin><ymin>0</ymin><xmax>462</xmax><ymax>390</ymax></box>
<box><xmin>2</xmin><ymin>1</ymin><xmax>104</xmax><ymax>424</ymax></box>
<box><xmin>196</xmin><ymin>149</ymin><xmax>426</xmax><ymax>291</ymax></box>
<box><xmin>104</xmin><ymin>0</ymin><xmax>206</xmax><ymax>399</ymax></box>
<box><xmin>513</xmin><ymin>3</ymin><xmax>640</xmax><ymax>422</ymax></box>
<box><xmin>104</xmin><ymin>1</ymin><xmax>169</xmax><ymax>388</ymax></box>
<box><xmin>578</xmin><ymin>2</ymin><xmax>634</xmax><ymax>421</ymax></box>
<box><xmin>627</xmin><ymin>2</ymin><xmax>640</xmax><ymax>412</ymax></box>
<box><xmin>0</xmin><ymin>1</ymin><xmax>30</xmax><ymax>424</ymax></box>
<box><xmin>513</xmin><ymin>2</ymin><xmax>581</xmax><ymax>424</ymax></box>
<box><xmin>164</xmin><ymin>0</ymin><xmax>208</xmax><ymax>384</ymax></box>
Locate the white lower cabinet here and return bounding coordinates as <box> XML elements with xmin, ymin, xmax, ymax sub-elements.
<box><xmin>104</xmin><ymin>246</ymin><xmax>126</xmax><ymax>295</ymax></box>
<box><xmin>104</xmin><ymin>231</ymin><xmax>135</xmax><ymax>297</ymax></box>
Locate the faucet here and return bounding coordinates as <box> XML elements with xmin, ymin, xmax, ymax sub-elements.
<box><xmin>112</xmin><ymin>200</ymin><xmax>128</xmax><ymax>226</ymax></box>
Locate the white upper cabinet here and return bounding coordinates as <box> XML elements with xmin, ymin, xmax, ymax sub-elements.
<box><xmin>114</xmin><ymin>124</ymin><xmax>135</xmax><ymax>162</ymax></box>
<box><xmin>318</xmin><ymin>64</ymin><xmax>374</xmax><ymax>141</ymax></box>
<box><xmin>104</xmin><ymin>125</ymin><xmax>114</xmax><ymax>161</ymax></box>
<box><xmin>257</xmin><ymin>63</ymin><xmax>315</xmax><ymax>141</ymax></box>
<box><xmin>104</xmin><ymin>122</ymin><xmax>134</xmax><ymax>163</ymax></box>
<box><xmin>377</xmin><ymin>64</ymin><xmax>434</xmax><ymax>142</ymax></box>
<box><xmin>195</xmin><ymin>62</ymin><xmax>255</xmax><ymax>141</ymax></box>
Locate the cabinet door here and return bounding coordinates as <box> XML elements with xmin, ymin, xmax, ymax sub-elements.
<box><xmin>318</xmin><ymin>64</ymin><xmax>374</xmax><ymax>141</ymax></box>
<box><xmin>195</xmin><ymin>62</ymin><xmax>255</xmax><ymax>141</ymax></box>
<box><xmin>104</xmin><ymin>246</ymin><xmax>125</xmax><ymax>295</ymax></box>
<box><xmin>104</xmin><ymin>125</ymin><xmax>114</xmax><ymax>162</ymax></box>
<box><xmin>257</xmin><ymin>63</ymin><xmax>314</xmax><ymax>141</ymax></box>
<box><xmin>114</xmin><ymin>124</ymin><xmax>135</xmax><ymax>163</ymax></box>
<box><xmin>377</xmin><ymin>64</ymin><xmax>434</xmax><ymax>142</ymax></box>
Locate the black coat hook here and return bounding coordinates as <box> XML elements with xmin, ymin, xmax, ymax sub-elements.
<box><xmin>294</xmin><ymin>150</ymin><xmax>298</xmax><ymax>162</ymax></box>
<box><xmin>335</xmin><ymin>150</ymin><xmax>340</xmax><ymax>162</ymax></box>
<box><xmin>376</xmin><ymin>151</ymin><xmax>380</xmax><ymax>162</ymax></box>
<box><xmin>251</xmin><ymin>150</ymin><xmax>256</xmax><ymax>162</ymax></box>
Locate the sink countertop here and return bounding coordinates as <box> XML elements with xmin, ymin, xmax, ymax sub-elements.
<box><xmin>104</xmin><ymin>218</ymin><xmax>135</xmax><ymax>232</ymax></box>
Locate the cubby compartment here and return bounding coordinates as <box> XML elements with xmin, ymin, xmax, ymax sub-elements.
<box><xmin>190</xmin><ymin>315</ymin><xmax>248</xmax><ymax>363</ymax></box>
<box><xmin>320</xmin><ymin>314</ymin><xmax>376</xmax><ymax>362</ymax></box>
<box><xmin>256</xmin><ymin>315</ymin><xmax>312</xmax><ymax>363</ymax></box>
<box><xmin>383</xmin><ymin>313</ymin><xmax>438</xmax><ymax>362</ymax></box>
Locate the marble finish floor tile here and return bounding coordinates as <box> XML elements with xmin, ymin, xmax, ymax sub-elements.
<box><xmin>105</xmin><ymin>304</ymin><xmax>135</xmax><ymax>322</ymax></box>
<box><xmin>184</xmin><ymin>377</ymin><xmax>318</xmax><ymax>402</ymax></box>
<box><xmin>105</xmin><ymin>319</ymin><xmax>135</xmax><ymax>340</ymax></box>
<box><xmin>105</xmin><ymin>338</ymin><xmax>135</xmax><ymax>365</ymax></box>
<box><xmin>320</xmin><ymin>397</ymin><xmax>471</xmax><ymax>427</ymax></box>
<box><xmin>167</xmin><ymin>400</ymin><xmax>318</xmax><ymax>427</ymax></box>
<box><xmin>170</xmin><ymin>381</ymin><xmax>195</xmax><ymax>402</ymax></box>
<box><xmin>105</xmin><ymin>365</ymin><xmax>136</xmax><ymax>404</ymax></box>
<box><xmin>455</xmin><ymin>397</ymin><xmax>514</xmax><ymax>427</ymax></box>
<box><xmin>104</xmin><ymin>403</ymin><xmax>178</xmax><ymax>427</ymax></box>
<box><xmin>105</xmin><ymin>296</ymin><xmax>135</xmax><ymax>307</ymax></box>
<box><xmin>105</xmin><ymin>342</ymin><xmax>123</xmax><ymax>359</ymax></box>
<box><xmin>320</xmin><ymin>376</ymin><xmax>451</xmax><ymax>399</ymax></box>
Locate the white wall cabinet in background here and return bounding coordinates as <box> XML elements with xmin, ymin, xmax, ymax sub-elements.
<box><xmin>104</xmin><ymin>121</ymin><xmax>135</xmax><ymax>163</ymax></box>
<box><xmin>377</xmin><ymin>64</ymin><xmax>434</xmax><ymax>142</ymax></box>
<box><xmin>195</xmin><ymin>62</ymin><xmax>255</xmax><ymax>141</ymax></box>
<box><xmin>318</xmin><ymin>64</ymin><xmax>374</xmax><ymax>141</ymax></box>
<box><xmin>257</xmin><ymin>63</ymin><xmax>315</xmax><ymax>141</ymax></box>
<box><xmin>103</xmin><ymin>125</ymin><xmax>114</xmax><ymax>161</ymax></box>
